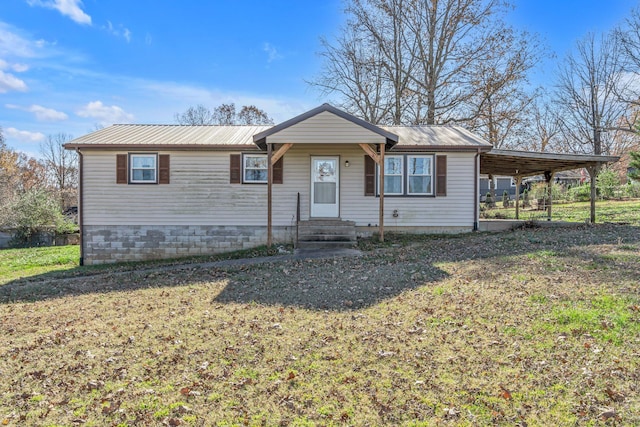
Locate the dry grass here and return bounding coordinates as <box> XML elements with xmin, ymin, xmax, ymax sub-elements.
<box><xmin>1</xmin><ymin>225</ymin><xmax>639</xmax><ymax>426</ymax></box>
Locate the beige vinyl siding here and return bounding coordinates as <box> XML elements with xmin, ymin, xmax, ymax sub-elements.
<box><xmin>82</xmin><ymin>147</ymin><xmax>476</xmax><ymax>227</ymax></box>
<box><xmin>267</xmin><ymin>111</ymin><xmax>386</xmax><ymax>145</ymax></box>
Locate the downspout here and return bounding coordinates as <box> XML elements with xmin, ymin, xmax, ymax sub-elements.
<box><xmin>473</xmin><ymin>148</ymin><xmax>481</xmax><ymax>231</ymax></box>
<box><xmin>75</xmin><ymin>148</ymin><xmax>84</xmax><ymax>266</ymax></box>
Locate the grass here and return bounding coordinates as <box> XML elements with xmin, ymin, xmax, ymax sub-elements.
<box><xmin>481</xmin><ymin>198</ymin><xmax>640</xmax><ymax>225</ymax></box>
<box><xmin>0</xmin><ymin>244</ymin><xmax>287</xmax><ymax>286</ymax></box>
<box><xmin>0</xmin><ymin>245</ymin><xmax>79</xmax><ymax>283</ymax></box>
<box><xmin>0</xmin><ymin>225</ymin><xmax>639</xmax><ymax>425</ymax></box>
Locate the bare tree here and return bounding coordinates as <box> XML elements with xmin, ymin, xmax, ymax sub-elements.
<box><xmin>237</xmin><ymin>105</ymin><xmax>274</xmax><ymax>125</ymax></box>
<box><xmin>212</xmin><ymin>103</ymin><xmax>237</xmax><ymax>125</ymax></box>
<box><xmin>174</xmin><ymin>104</ymin><xmax>216</xmax><ymax>125</ymax></box>
<box><xmin>40</xmin><ymin>133</ymin><xmax>78</xmax><ymax>209</ymax></box>
<box><xmin>311</xmin><ymin>0</ymin><xmax>540</xmax><ymax>128</ymax></box>
<box><xmin>175</xmin><ymin>103</ymin><xmax>273</xmax><ymax>125</ymax></box>
<box><xmin>466</xmin><ymin>25</ymin><xmax>540</xmax><ymax>149</ymax></box>
<box><xmin>527</xmin><ymin>97</ymin><xmax>562</xmax><ymax>152</ymax></box>
<box><xmin>554</xmin><ymin>32</ymin><xmax>633</xmax><ymax>156</ymax></box>
<box><xmin>312</xmin><ymin>26</ymin><xmax>394</xmax><ymax>123</ymax></box>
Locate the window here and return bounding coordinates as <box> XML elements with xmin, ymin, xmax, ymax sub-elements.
<box><xmin>243</xmin><ymin>154</ymin><xmax>268</xmax><ymax>183</ymax></box>
<box><xmin>407</xmin><ymin>155</ymin><xmax>433</xmax><ymax>195</ymax></box>
<box><xmin>382</xmin><ymin>155</ymin><xmax>403</xmax><ymax>195</ymax></box>
<box><xmin>376</xmin><ymin>154</ymin><xmax>434</xmax><ymax>196</ymax></box>
<box><xmin>130</xmin><ymin>154</ymin><xmax>157</xmax><ymax>183</ymax></box>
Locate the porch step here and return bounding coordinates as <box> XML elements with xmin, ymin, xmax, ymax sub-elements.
<box><xmin>297</xmin><ymin>219</ymin><xmax>357</xmax><ymax>249</ymax></box>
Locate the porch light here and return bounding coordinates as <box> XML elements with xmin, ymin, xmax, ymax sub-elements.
<box><xmin>345</xmin><ymin>160</ymin><xmax>350</xmax><ymax>168</ymax></box>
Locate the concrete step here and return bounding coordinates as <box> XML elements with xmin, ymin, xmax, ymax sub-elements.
<box><xmin>297</xmin><ymin>240</ymin><xmax>357</xmax><ymax>250</ymax></box>
<box><xmin>296</xmin><ymin>219</ymin><xmax>357</xmax><ymax>248</ymax></box>
<box><xmin>298</xmin><ymin>233</ymin><xmax>356</xmax><ymax>242</ymax></box>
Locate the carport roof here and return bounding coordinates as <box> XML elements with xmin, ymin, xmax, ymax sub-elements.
<box><xmin>480</xmin><ymin>149</ymin><xmax>619</xmax><ymax>177</ymax></box>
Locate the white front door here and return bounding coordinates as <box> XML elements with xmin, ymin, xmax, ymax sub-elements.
<box><xmin>311</xmin><ymin>157</ymin><xmax>339</xmax><ymax>217</ymax></box>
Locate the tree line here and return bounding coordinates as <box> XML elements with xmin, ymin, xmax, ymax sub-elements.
<box><xmin>308</xmin><ymin>0</ymin><xmax>640</xmax><ymax>160</ymax></box>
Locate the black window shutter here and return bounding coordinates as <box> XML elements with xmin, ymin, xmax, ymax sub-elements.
<box><xmin>116</xmin><ymin>154</ymin><xmax>127</xmax><ymax>184</ymax></box>
<box><xmin>230</xmin><ymin>154</ymin><xmax>241</xmax><ymax>183</ymax></box>
<box><xmin>158</xmin><ymin>154</ymin><xmax>170</xmax><ymax>184</ymax></box>
<box><xmin>364</xmin><ymin>155</ymin><xmax>376</xmax><ymax>196</ymax></box>
<box><xmin>436</xmin><ymin>155</ymin><xmax>447</xmax><ymax>196</ymax></box>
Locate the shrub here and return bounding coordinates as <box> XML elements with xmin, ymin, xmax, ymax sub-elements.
<box><xmin>624</xmin><ymin>182</ymin><xmax>640</xmax><ymax>198</ymax></box>
<box><xmin>502</xmin><ymin>190</ymin><xmax>510</xmax><ymax>208</ymax></box>
<box><xmin>0</xmin><ymin>189</ymin><xmax>77</xmax><ymax>247</ymax></box>
<box><xmin>596</xmin><ymin>168</ymin><xmax>620</xmax><ymax>199</ymax></box>
<box><xmin>568</xmin><ymin>184</ymin><xmax>592</xmax><ymax>202</ymax></box>
<box><xmin>485</xmin><ymin>192</ymin><xmax>495</xmax><ymax>209</ymax></box>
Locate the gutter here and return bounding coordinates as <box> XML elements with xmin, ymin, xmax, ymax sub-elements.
<box><xmin>474</xmin><ymin>148</ymin><xmax>481</xmax><ymax>231</ymax></box>
<box><xmin>75</xmin><ymin>148</ymin><xmax>84</xmax><ymax>266</ymax></box>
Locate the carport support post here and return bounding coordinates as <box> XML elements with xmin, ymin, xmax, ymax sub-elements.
<box><xmin>588</xmin><ymin>165</ymin><xmax>598</xmax><ymax>223</ymax></box>
<box><xmin>515</xmin><ymin>176</ymin><xmax>522</xmax><ymax>220</ymax></box>
<box><xmin>544</xmin><ymin>171</ymin><xmax>554</xmax><ymax>221</ymax></box>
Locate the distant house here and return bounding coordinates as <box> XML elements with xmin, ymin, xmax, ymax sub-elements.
<box><xmin>65</xmin><ymin>104</ymin><xmax>495</xmax><ymax>264</ymax></box>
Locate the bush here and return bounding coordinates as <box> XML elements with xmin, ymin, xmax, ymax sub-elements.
<box><xmin>596</xmin><ymin>168</ymin><xmax>620</xmax><ymax>199</ymax></box>
<box><xmin>624</xmin><ymin>182</ymin><xmax>640</xmax><ymax>198</ymax></box>
<box><xmin>502</xmin><ymin>190</ymin><xmax>510</xmax><ymax>208</ymax></box>
<box><xmin>568</xmin><ymin>184</ymin><xmax>592</xmax><ymax>202</ymax></box>
<box><xmin>0</xmin><ymin>189</ymin><xmax>77</xmax><ymax>247</ymax></box>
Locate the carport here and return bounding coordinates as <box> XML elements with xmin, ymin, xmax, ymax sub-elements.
<box><xmin>480</xmin><ymin>149</ymin><xmax>620</xmax><ymax>223</ymax></box>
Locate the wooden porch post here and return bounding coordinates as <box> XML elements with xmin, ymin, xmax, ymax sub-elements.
<box><xmin>379</xmin><ymin>143</ymin><xmax>385</xmax><ymax>242</ymax></box>
<box><xmin>267</xmin><ymin>143</ymin><xmax>273</xmax><ymax>247</ymax></box>
<box><xmin>515</xmin><ymin>176</ymin><xmax>522</xmax><ymax>220</ymax></box>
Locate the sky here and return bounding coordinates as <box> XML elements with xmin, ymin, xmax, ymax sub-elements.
<box><xmin>1</xmin><ymin>0</ymin><xmax>639</xmax><ymax>157</ymax></box>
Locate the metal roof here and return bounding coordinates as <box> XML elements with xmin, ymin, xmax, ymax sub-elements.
<box><xmin>65</xmin><ymin>124</ymin><xmax>272</xmax><ymax>149</ymax></box>
<box><xmin>65</xmin><ymin>122</ymin><xmax>494</xmax><ymax>151</ymax></box>
<box><xmin>383</xmin><ymin>125</ymin><xmax>493</xmax><ymax>149</ymax></box>
<box><xmin>252</xmin><ymin>104</ymin><xmax>399</xmax><ymax>149</ymax></box>
<box><xmin>481</xmin><ymin>149</ymin><xmax>619</xmax><ymax>177</ymax></box>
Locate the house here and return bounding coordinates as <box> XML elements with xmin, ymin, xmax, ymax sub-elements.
<box><xmin>64</xmin><ymin>104</ymin><xmax>496</xmax><ymax>264</ymax></box>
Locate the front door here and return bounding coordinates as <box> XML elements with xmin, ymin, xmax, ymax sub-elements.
<box><xmin>311</xmin><ymin>157</ymin><xmax>339</xmax><ymax>217</ymax></box>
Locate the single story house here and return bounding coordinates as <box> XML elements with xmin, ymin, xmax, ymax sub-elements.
<box><xmin>64</xmin><ymin>104</ymin><xmax>495</xmax><ymax>264</ymax></box>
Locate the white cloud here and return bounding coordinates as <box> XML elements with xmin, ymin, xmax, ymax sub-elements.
<box><xmin>0</xmin><ymin>22</ymin><xmax>39</xmax><ymax>58</ymax></box>
<box><xmin>104</xmin><ymin>21</ymin><xmax>132</xmax><ymax>43</ymax></box>
<box><xmin>0</xmin><ymin>59</ymin><xmax>30</xmax><ymax>73</ymax></box>
<box><xmin>76</xmin><ymin>101</ymin><xmax>134</xmax><ymax>124</ymax></box>
<box><xmin>27</xmin><ymin>0</ymin><xmax>92</xmax><ymax>25</ymax></box>
<box><xmin>0</xmin><ymin>70</ymin><xmax>28</xmax><ymax>93</ymax></box>
<box><xmin>263</xmin><ymin>42</ymin><xmax>283</xmax><ymax>63</ymax></box>
<box><xmin>5</xmin><ymin>127</ymin><xmax>46</xmax><ymax>143</ymax></box>
<box><xmin>6</xmin><ymin>103</ymin><xmax>68</xmax><ymax>121</ymax></box>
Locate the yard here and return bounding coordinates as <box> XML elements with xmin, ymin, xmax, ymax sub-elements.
<box><xmin>1</xmin><ymin>224</ymin><xmax>639</xmax><ymax>426</ymax></box>
<box><xmin>481</xmin><ymin>198</ymin><xmax>640</xmax><ymax>225</ymax></box>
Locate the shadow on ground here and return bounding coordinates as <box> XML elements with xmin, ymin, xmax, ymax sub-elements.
<box><xmin>2</xmin><ymin>224</ymin><xmax>639</xmax><ymax>311</ymax></box>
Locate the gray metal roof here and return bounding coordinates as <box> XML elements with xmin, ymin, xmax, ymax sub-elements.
<box><xmin>65</xmin><ymin>124</ymin><xmax>272</xmax><ymax>148</ymax></box>
<box><xmin>253</xmin><ymin>104</ymin><xmax>399</xmax><ymax>149</ymax></box>
<box><xmin>383</xmin><ymin>125</ymin><xmax>493</xmax><ymax>148</ymax></box>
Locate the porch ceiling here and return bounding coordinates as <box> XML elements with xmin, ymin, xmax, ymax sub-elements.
<box><xmin>480</xmin><ymin>149</ymin><xmax>619</xmax><ymax>177</ymax></box>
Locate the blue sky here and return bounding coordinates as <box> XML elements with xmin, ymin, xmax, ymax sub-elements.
<box><xmin>0</xmin><ymin>0</ymin><xmax>638</xmax><ymax>156</ymax></box>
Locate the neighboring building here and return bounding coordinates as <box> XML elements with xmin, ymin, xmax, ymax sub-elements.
<box><xmin>64</xmin><ymin>104</ymin><xmax>494</xmax><ymax>264</ymax></box>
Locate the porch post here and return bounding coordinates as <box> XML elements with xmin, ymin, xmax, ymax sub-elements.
<box><xmin>267</xmin><ymin>142</ymin><xmax>273</xmax><ymax>247</ymax></box>
<box><xmin>515</xmin><ymin>176</ymin><xmax>522</xmax><ymax>220</ymax></box>
<box><xmin>379</xmin><ymin>142</ymin><xmax>385</xmax><ymax>242</ymax></box>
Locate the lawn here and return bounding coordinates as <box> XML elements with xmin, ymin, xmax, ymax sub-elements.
<box><xmin>1</xmin><ymin>225</ymin><xmax>639</xmax><ymax>426</ymax></box>
<box><xmin>0</xmin><ymin>245</ymin><xmax>79</xmax><ymax>284</ymax></box>
<box><xmin>481</xmin><ymin>198</ymin><xmax>640</xmax><ymax>225</ymax></box>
